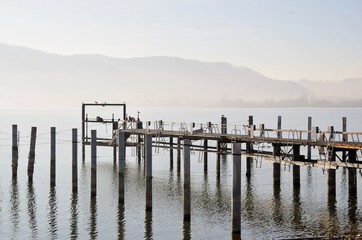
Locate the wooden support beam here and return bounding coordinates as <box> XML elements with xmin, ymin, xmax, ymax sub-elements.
<box><xmin>118</xmin><ymin>131</ymin><xmax>126</xmax><ymax>204</ymax></box>
<box><xmin>232</xmin><ymin>142</ymin><xmax>241</xmax><ymax>235</ymax></box>
<box><xmin>91</xmin><ymin>130</ymin><xmax>97</xmax><ymax>197</ymax></box>
<box><xmin>27</xmin><ymin>127</ymin><xmax>37</xmax><ymax>183</ymax></box>
<box><xmin>184</xmin><ymin>139</ymin><xmax>191</xmax><ymax>221</ymax></box>
<box><xmin>307</xmin><ymin>117</ymin><xmax>312</xmax><ymax>160</ymax></box>
<box><xmin>12</xmin><ymin>124</ymin><xmax>18</xmax><ymax>179</ymax></box>
<box><xmin>72</xmin><ymin>128</ymin><xmax>78</xmax><ymax>192</ymax></box>
<box><xmin>50</xmin><ymin>127</ymin><xmax>56</xmax><ymax>187</ymax></box>
<box><xmin>145</xmin><ymin>135</ymin><xmax>152</xmax><ymax>211</ymax></box>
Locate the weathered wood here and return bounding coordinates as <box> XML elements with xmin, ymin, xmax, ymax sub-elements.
<box><xmin>50</xmin><ymin>127</ymin><xmax>56</xmax><ymax>187</ymax></box>
<box><xmin>246</xmin><ymin>116</ymin><xmax>253</xmax><ymax>153</ymax></box>
<box><xmin>183</xmin><ymin>139</ymin><xmax>191</xmax><ymax>221</ymax></box>
<box><xmin>12</xmin><ymin>124</ymin><xmax>18</xmax><ymax>179</ymax></box>
<box><xmin>170</xmin><ymin>137</ymin><xmax>173</xmax><ymax>169</ymax></box>
<box><xmin>145</xmin><ymin>135</ymin><xmax>152</xmax><ymax>211</ymax></box>
<box><xmin>118</xmin><ymin>131</ymin><xmax>125</xmax><ymax>204</ymax></box>
<box><xmin>72</xmin><ymin>128</ymin><xmax>78</xmax><ymax>192</ymax></box>
<box><xmin>328</xmin><ymin>169</ymin><xmax>336</xmax><ymax>195</ymax></box>
<box><xmin>232</xmin><ymin>142</ymin><xmax>241</xmax><ymax>234</ymax></box>
<box><xmin>277</xmin><ymin>116</ymin><xmax>282</xmax><ymax>138</ymax></box>
<box><xmin>204</xmin><ymin>139</ymin><xmax>208</xmax><ymax>173</ymax></box>
<box><xmin>216</xmin><ymin>141</ymin><xmax>221</xmax><ymax>179</ymax></box>
<box><xmin>307</xmin><ymin>117</ymin><xmax>312</xmax><ymax>160</ymax></box>
<box><xmin>27</xmin><ymin>127</ymin><xmax>37</xmax><ymax>182</ymax></box>
<box><xmin>348</xmin><ymin>168</ymin><xmax>357</xmax><ymax>197</ymax></box>
<box><xmin>91</xmin><ymin>130</ymin><xmax>97</xmax><ymax>197</ymax></box>
<box><xmin>177</xmin><ymin>138</ymin><xmax>181</xmax><ymax>173</ymax></box>
<box><xmin>293</xmin><ymin>165</ymin><xmax>300</xmax><ymax>188</ymax></box>
<box><xmin>342</xmin><ymin>117</ymin><xmax>347</xmax><ymax>160</ymax></box>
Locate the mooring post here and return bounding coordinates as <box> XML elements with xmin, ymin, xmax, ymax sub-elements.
<box><xmin>112</xmin><ymin>116</ymin><xmax>118</xmax><ymax>163</ymax></box>
<box><xmin>216</xmin><ymin>141</ymin><xmax>221</xmax><ymax>179</ymax></box>
<box><xmin>273</xmin><ymin>163</ymin><xmax>281</xmax><ymax>188</ymax></box>
<box><xmin>246</xmin><ymin>156</ymin><xmax>252</xmax><ymax>178</ymax></box>
<box><xmin>342</xmin><ymin>117</ymin><xmax>347</xmax><ymax>161</ymax></box>
<box><xmin>72</xmin><ymin>128</ymin><xmax>78</xmax><ymax>192</ymax></box>
<box><xmin>170</xmin><ymin>137</ymin><xmax>174</xmax><ymax>169</ymax></box>
<box><xmin>293</xmin><ymin>165</ymin><xmax>300</xmax><ymax>188</ymax></box>
<box><xmin>12</xmin><ymin>124</ymin><xmax>19</xmax><ymax>179</ymax></box>
<box><xmin>177</xmin><ymin>138</ymin><xmax>181</xmax><ymax>173</ymax></box>
<box><xmin>118</xmin><ymin>131</ymin><xmax>126</xmax><ymax>204</ymax></box>
<box><xmin>221</xmin><ymin>115</ymin><xmax>227</xmax><ymax>134</ymax></box>
<box><xmin>204</xmin><ymin>139</ymin><xmax>208</xmax><ymax>173</ymax></box>
<box><xmin>50</xmin><ymin>127</ymin><xmax>56</xmax><ymax>187</ymax></box>
<box><xmin>145</xmin><ymin>134</ymin><xmax>152</xmax><ymax>211</ymax></box>
<box><xmin>277</xmin><ymin>116</ymin><xmax>282</xmax><ymax>138</ymax></box>
<box><xmin>348</xmin><ymin>168</ymin><xmax>357</xmax><ymax>197</ymax></box>
<box><xmin>91</xmin><ymin>130</ymin><xmax>97</xmax><ymax>197</ymax></box>
<box><xmin>246</xmin><ymin>116</ymin><xmax>253</xmax><ymax>153</ymax></box>
<box><xmin>27</xmin><ymin>127</ymin><xmax>37</xmax><ymax>183</ymax></box>
<box><xmin>328</xmin><ymin>169</ymin><xmax>336</xmax><ymax>196</ymax></box>
<box><xmin>184</xmin><ymin>139</ymin><xmax>191</xmax><ymax>221</ymax></box>
<box><xmin>292</xmin><ymin>145</ymin><xmax>301</xmax><ymax>161</ymax></box>
<box><xmin>307</xmin><ymin>117</ymin><xmax>312</xmax><ymax>160</ymax></box>
<box><xmin>232</xmin><ymin>142</ymin><xmax>241</xmax><ymax>235</ymax></box>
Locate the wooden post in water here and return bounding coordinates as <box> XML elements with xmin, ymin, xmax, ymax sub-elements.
<box><xmin>203</xmin><ymin>139</ymin><xmax>208</xmax><ymax>173</ymax></box>
<box><xmin>246</xmin><ymin>116</ymin><xmax>253</xmax><ymax>153</ymax></box>
<box><xmin>216</xmin><ymin>141</ymin><xmax>221</xmax><ymax>179</ymax></box>
<box><xmin>136</xmin><ymin>122</ymin><xmax>143</xmax><ymax>165</ymax></box>
<box><xmin>348</xmin><ymin>168</ymin><xmax>357</xmax><ymax>197</ymax></box>
<box><xmin>273</xmin><ymin>163</ymin><xmax>281</xmax><ymax>188</ymax></box>
<box><xmin>91</xmin><ymin>130</ymin><xmax>97</xmax><ymax>197</ymax></box>
<box><xmin>232</xmin><ymin>142</ymin><xmax>241</xmax><ymax>235</ymax></box>
<box><xmin>177</xmin><ymin>138</ymin><xmax>181</xmax><ymax>173</ymax></box>
<box><xmin>246</xmin><ymin>156</ymin><xmax>252</xmax><ymax>178</ymax></box>
<box><xmin>277</xmin><ymin>116</ymin><xmax>282</xmax><ymax>138</ymax></box>
<box><xmin>328</xmin><ymin>169</ymin><xmax>336</xmax><ymax>196</ymax></box>
<box><xmin>170</xmin><ymin>137</ymin><xmax>174</xmax><ymax>169</ymax></box>
<box><xmin>27</xmin><ymin>127</ymin><xmax>37</xmax><ymax>182</ymax></box>
<box><xmin>183</xmin><ymin>139</ymin><xmax>191</xmax><ymax>221</ymax></box>
<box><xmin>118</xmin><ymin>131</ymin><xmax>126</xmax><ymax>204</ymax></box>
<box><xmin>145</xmin><ymin>134</ymin><xmax>152</xmax><ymax>211</ymax></box>
<box><xmin>307</xmin><ymin>117</ymin><xmax>312</xmax><ymax>160</ymax></box>
<box><xmin>293</xmin><ymin>165</ymin><xmax>300</xmax><ymax>188</ymax></box>
<box><xmin>12</xmin><ymin>124</ymin><xmax>19</xmax><ymax>179</ymax></box>
<box><xmin>50</xmin><ymin>127</ymin><xmax>56</xmax><ymax>187</ymax></box>
<box><xmin>342</xmin><ymin>117</ymin><xmax>347</xmax><ymax>161</ymax></box>
<box><xmin>72</xmin><ymin>128</ymin><xmax>78</xmax><ymax>192</ymax></box>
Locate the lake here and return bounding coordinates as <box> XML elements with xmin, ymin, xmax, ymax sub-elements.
<box><xmin>1</xmin><ymin>107</ymin><xmax>362</xmax><ymax>239</ymax></box>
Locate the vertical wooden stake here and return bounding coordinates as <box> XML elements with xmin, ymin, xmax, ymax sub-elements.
<box><xmin>328</xmin><ymin>169</ymin><xmax>336</xmax><ymax>196</ymax></box>
<box><xmin>12</xmin><ymin>124</ymin><xmax>19</xmax><ymax>179</ymax></box>
<box><xmin>177</xmin><ymin>138</ymin><xmax>181</xmax><ymax>173</ymax></box>
<box><xmin>247</xmin><ymin>116</ymin><xmax>253</xmax><ymax>153</ymax></box>
<box><xmin>118</xmin><ymin>131</ymin><xmax>126</xmax><ymax>204</ymax></box>
<box><xmin>72</xmin><ymin>128</ymin><xmax>78</xmax><ymax>192</ymax></box>
<box><xmin>184</xmin><ymin>139</ymin><xmax>191</xmax><ymax>221</ymax></box>
<box><xmin>145</xmin><ymin>135</ymin><xmax>152</xmax><ymax>211</ymax></box>
<box><xmin>232</xmin><ymin>142</ymin><xmax>241</xmax><ymax>234</ymax></box>
<box><xmin>292</xmin><ymin>165</ymin><xmax>300</xmax><ymax>188</ymax></box>
<box><xmin>50</xmin><ymin>127</ymin><xmax>56</xmax><ymax>187</ymax></box>
<box><xmin>342</xmin><ymin>117</ymin><xmax>347</xmax><ymax>160</ymax></box>
<box><xmin>91</xmin><ymin>130</ymin><xmax>97</xmax><ymax>197</ymax></box>
<box><xmin>170</xmin><ymin>137</ymin><xmax>174</xmax><ymax>169</ymax></box>
<box><xmin>277</xmin><ymin>116</ymin><xmax>282</xmax><ymax>138</ymax></box>
<box><xmin>27</xmin><ymin>127</ymin><xmax>37</xmax><ymax>182</ymax></box>
<box><xmin>307</xmin><ymin>117</ymin><xmax>312</xmax><ymax>160</ymax></box>
<box><xmin>203</xmin><ymin>139</ymin><xmax>208</xmax><ymax>173</ymax></box>
<box><xmin>246</xmin><ymin>156</ymin><xmax>252</xmax><ymax>178</ymax></box>
<box><xmin>216</xmin><ymin>141</ymin><xmax>221</xmax><ymax>179</ymax></box>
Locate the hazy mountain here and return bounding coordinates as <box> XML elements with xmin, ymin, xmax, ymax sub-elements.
<box><xmin>0</xmin><ymin>43</ymin><xmax>360</xmax><ymax>108</ymax></box>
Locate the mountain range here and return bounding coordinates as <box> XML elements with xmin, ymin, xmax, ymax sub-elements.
<box><xmin>0</xmin><ymin>43</ymin><xmax>361</xmax><ymax>108</ymax></box>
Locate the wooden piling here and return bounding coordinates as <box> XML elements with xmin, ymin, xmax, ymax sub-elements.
<box><xmin>27</xmin><ymin>127</ymin><xmax>37</xmax><ymax>183</ymax></box>
<box><xmin>328</xmin><ymin>169</ymin><xmax>336</xmax><ymax>196</ymax></box>
<box><xmin>203</xmin><ymin>139</ymin><xmax>208</xmax><ymax>173</ymax></box>
<box><xmin>293</xmin><ymin>165</ymin><xmax>300</xmax><ymax>188</ymax></box>
<box><xmin>12</xmin><ymin>124</ymin><xmax>19</xmax><ymax>179</ymax></box>
<box><xmin>145</xmin><ymin>135</ymin><xmax>152</xmax><ymax>211</ymax></box>
<box><xmin>177</xmin><ymin>138</ymin><xmax>181</xmax><ymax>173</ymax></box>
<box><xmin>273</xmin><ymin>163</ymin><xmax>281</xmax><ymax>187</ymax></box>
<box><xmin>348</xmin><ymin>168</ymin><xmax>357</xmax><ymax>197</ymax></box>
<box><xmin>50</xmin><ymin>127</ymin><xmax>56</xmax><ymax>187</ymax></box>
<box><xmin>216</xmin><ymin>141</ymin><xmax>221</xmax><ymax>179</ymax></box>
<box><xmin>246</xmin><ymin>116</ymin><xmax>253</xmax><ymax>153</ymax></box>
<box><xmin>246</xmin><ymin>156</ymin><xmax>252</xmax><ymax>178</ymax></box>
<box><xmin>183</xmin><ymin>139</ymin><xmax>191</xmax><ymax>221</ymax></box>
<box><xmin>170</xmin><ymin>137</ymin><xmax>174</xmax><ymax>169</ymax></box>
<box><xmin>307</xmin><ymin>117</ymin><xmax>312</xmax><ymax>160</ymax></box>
<box><xmin>232</xmin><ymin>142</ymin><xmax>241</xmax><ymax>234</ymax></box>
<box><xmin>342</xmin><ymin>117</ymin><xmax>347</xmax><ymax>160</ymax></box>
<box><xmin>277</xmin><ymin>116</ymin><xmax>282</xmax><ymax>138</ymax></box>
<box><xmin>91</xmin><ymin>130</ymin><xmax>97</xmax><ymax>197</ymax></box>
<box><xmin>72</xmin><ymin>128</ymin><xmax>78</xmax><ymax>192</ymax></box>
<box><xmin>292</xmin><ymin>145</ymin><xmax>301</xmax><ymax>161</ymax></box>
<box><xmin>221</xmin><ymin>115</ymin><xmax>227</xmax><ymax>134</ymax></box>
<box><xmin>118</xmin><ymin>131</ymin><xmax>125</xmax><ymax>204</ymax></box>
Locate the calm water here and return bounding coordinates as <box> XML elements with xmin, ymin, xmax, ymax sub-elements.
<box><xmin>1</xmin><ymin>107</ymin><xmax>362</xmax><ymax>239</ymax></box>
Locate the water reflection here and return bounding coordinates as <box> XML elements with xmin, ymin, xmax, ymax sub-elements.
<box><xmin>27</xmin><ymin>182</ymin><xmax>38</xmax><ymax>238</ymax></box>
<box><xmin>117</xmin><ymin>203</ymin><xmax>125</xmax><ymax>240</ymax></box>
<box><xmin>144</xmin><ymin>211</ymin><xmax>152</xmax><ymax>240</ymax></box>
<box><xmin>9</xmin><ymin>179</ymin><xmax>20</xmax><ymax>236</ymax></box>
<box><xmin>48</xmin><ymin>186</ymin><xmax>58</xmax><ymax>239</ymax></box>
<box><xmin>88</xmin><ymin>197</ymin><xmax>98</xmax><ymax>239</ymax></box>
<box><xmin>273</xmin><ymin>163</ymin><xmax>283</xmax><ymax>224</ymax></box>
<box><xmin>292</xmin><ymin>184</ymin><xmax>302</xmax><ymax>229</ymax></box>
<box><xmin>69</xmin><ymin>192</ymin><xmax>78</xmax><ymax>240</ymax></box>
<box><xmin>183</xmin><ymin>219</ymin><xmax>191</xmax><ymax>240</ymax></box>
<box><xmin>348</xmin><ymin>168</ymin><xmax>358</xmax><ymax>235</ymax></box>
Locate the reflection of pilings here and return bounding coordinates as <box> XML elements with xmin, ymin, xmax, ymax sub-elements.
<box><xmin>10</xmin><ymin>179</ymin><xmax>20</xmax><ymax>235</ymax></box>
<box><xmin>72</xmin><ymin>129</ymin><xmax>78</xmax><ymax>192</ymax></box>
<box><xmin>88</xmin><ymin>197</ymin><xmax>97</xmax><ymax>240</ymax></box>
<box><xmin>70</xmin><ymin>192</ymin><xmax>78</xmax><ymax>240</ymax></box>
<box><xmin>183</xmin><ymin>220</ymin><xmax>191</xmax><ymax>240</ymax></box>
<box><xmin>292</xmin><ymin>183</ymin><xmax>302</xmax><ymax>228</ymax></box>
<box><xmin>118</xmin><ymin>131</ymin><xmax>126</xmax><ymax>204</ymax></box>
<box><xmin>27</xmin><ymin>182</ymin><xmax>38</xmax><ymax>238</ymax></box>
<box><xmin>293</xmin><ymin>165</ymin><xmax>300</xmax><ymax>188</ymax></box>
<box><xmin>48</xmin><ymin>186</ymin><xmax>58</xmax><ymax>239</ymax></box>
<box><xmin>12</xmin><ymin>124</ymin><xmax>18</xmax><ymax>179</ymax></box>
<box><xmin>144</xmin><ymin>211</ymin><xmax>153</xmax><ymax>240</ymax></box>
<box><xmin>50</xmin><ymin>127</ymin><xmax>56</xmax><ymax>187</ymax></box>
<box><xmin>273</xmin><ymin>163</ymin><xmax>282</xmax><ymax>224</ymax></box>
<box><xmin>91</xmin><ymin>130</ymin><xmax>97</xmax><ymax>197</ymax></box>
<box><xmin>327</xmin><ymin>188</ymin><xmax>339</xmax><ymax>236</ymax></box>
<box><xmin>145</xmin><ymin>135</ymin><xmax>153</xmax><ymax>212</ymax></box>
<box><xmin>184</xmin><ymin>139</ymin><xmax>191</xmax><ymax>221</ymax></box>
<box><xmin>328</xmin><ymin>169</ymin><xmax>336</xmax><ymax>196</ymax></box>
<box><xmin>117</xmin><ymin>203</ymin><xmax>125</xmax><ymax>240</ymax></box>
<box><xmin>232</xmin><ymin>143</ymin><xmax>241</xmax><ymax>235</ymax></box>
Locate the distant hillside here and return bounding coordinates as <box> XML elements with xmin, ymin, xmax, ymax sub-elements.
<box><xmin>0</xmin><ymin>43</ymin><xmax>360</xmax><ymax>108</ymax></box>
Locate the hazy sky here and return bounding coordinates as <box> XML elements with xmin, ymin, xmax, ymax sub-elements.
<box><xmin>1</xmin><ymin>0</ymin><xmax>361</xmax><ymax>81</ymax></box>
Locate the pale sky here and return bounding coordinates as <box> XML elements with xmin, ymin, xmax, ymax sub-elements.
<box><xmin>1</xmin><ymin>0</ymin><xmax>361</xmax><ymax>81</ymax></box>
